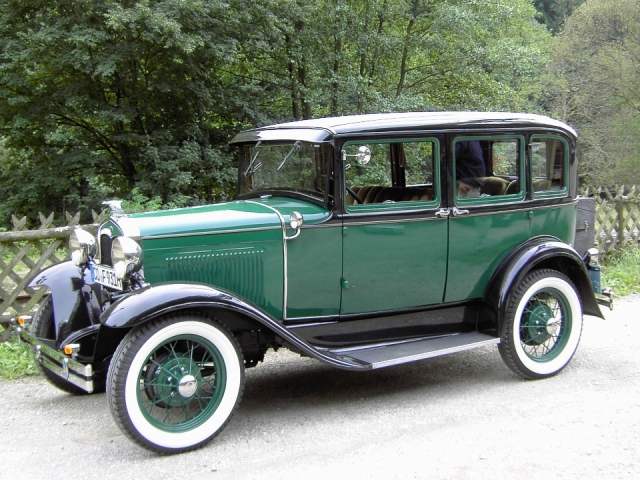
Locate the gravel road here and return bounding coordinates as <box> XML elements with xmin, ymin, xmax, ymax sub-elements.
<box><xmin>1</xmin><ymin>296</ymin><xmax>638</xmax><ymax>480</ymax></box>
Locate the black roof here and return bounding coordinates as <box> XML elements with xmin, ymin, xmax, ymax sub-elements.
<box><xmin>230</xmin><ymin>112</ymin><xmax>577</xmax><ymax>144</ymax></box>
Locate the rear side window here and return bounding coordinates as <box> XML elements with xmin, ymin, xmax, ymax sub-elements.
<box><xmin>530</xmin><ymin>137</ymin><xmax>568</xmax><ymax>196</ymax></box>
<box><xmin>453</xmin><ymin>136</ymin><xmax>524</xmax><ymax>203</ymax></box>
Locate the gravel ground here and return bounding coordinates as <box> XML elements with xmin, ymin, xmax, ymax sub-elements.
<box><xmin>1</xmin><ymin>296</ymin><xmax>638</xmax><ymax>480</ymax></box>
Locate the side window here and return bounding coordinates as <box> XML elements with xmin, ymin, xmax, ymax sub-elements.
<box><xmin>530</xmin><ymin>137</ymin><xmax>567</xmax><ymax>195</ymax></box>
<box><xmin>344</xmin><ymin>143</ymin><xmax>392</xmax><ymax>189</ymax></box>
<box><xmin>454</xmin><ymin>137</ymin><xmax>522</xmax><ymax>202</ymax></box>
<box><xmin>344</xmin><ymin>139</ymin><xmax>438</xmax><ymax>207</ymax></box>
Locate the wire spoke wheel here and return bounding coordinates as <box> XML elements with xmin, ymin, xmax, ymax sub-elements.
<box><xmin>499</xmin><ymin>269</ymin><xmax>583</xmax><ymax>379</ymax></box>
<box><xmin>137</xmin><ymin>335</ymin><xmax>226</xmax><ymax>432</ymax></box>
<box><xmin>107</xmin><ymin>316</ymin><xmax>244</xmax><ymax>453</ymax></box>
<box><xmin>519</xmin><ymin>289</ymin><xmax>572</xmax><ymax>362</ymax></box>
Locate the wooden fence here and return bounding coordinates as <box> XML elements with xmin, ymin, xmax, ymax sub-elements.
<box><xmin>0</xmin><ymin>210</ymin><xmax>108</xmax><ymax>341</ymax></box>
<box><xmin>581</xmin><ymin>185</ymin><xmax>640</xmax><ymax>254</ymax></box>
<box><xmin>0</xmin><ymin>188</ymin><xmax>639</xmax><ymax>340</ymax></box>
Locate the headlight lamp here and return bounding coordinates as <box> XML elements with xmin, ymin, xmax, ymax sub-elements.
<box><xmin>111</xmin><ymin>236</ymin><xmax>143</xmax><ymax>280</ymax></box>
<box><xmin>69</xmin><ymin>228</ymin><xmax>97</xmax><ymax>267</ymax></box>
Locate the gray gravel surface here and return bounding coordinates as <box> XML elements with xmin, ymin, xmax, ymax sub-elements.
<box><xmin>1</xmin><ymin>296</ymin><xmax>639</xmax><ymax>480</ymax></box>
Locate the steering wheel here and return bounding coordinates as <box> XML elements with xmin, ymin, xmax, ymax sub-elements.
<box><xmin>346</xmin><ymin>187</ymin><xmax>363</xmax><ymax>204</ymax></box>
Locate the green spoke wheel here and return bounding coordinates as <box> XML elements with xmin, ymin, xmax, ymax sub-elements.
<box><xmin>519</xmin><ymin>289</ymin><xmax>572</xmax><ymax>362</ymax></box>
<box><xmin>499</xmin><ymin>269</ymin><xmax>583</xmax><ymax>379</ymax></box>
<box><xmin>137</xmin><ymin>335</ymin><xmax>226</xmax><ymax>432</ymax></box>
<box><xmin>107</xmin><ymin>315</ymin><xmax>245</xmax><ymax>453</ymax></box>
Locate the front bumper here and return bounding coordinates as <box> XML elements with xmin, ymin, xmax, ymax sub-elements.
<box><xmin>11</xmin><ymin>320</ymin><xmax>94</xmax><ymax>393</ymax></box>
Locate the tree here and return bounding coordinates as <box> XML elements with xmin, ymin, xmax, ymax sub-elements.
<box><xmin>0</xmin><ymin>0</ymin><xmax>552</xmax><ymax>224</ymax></box>
<box><xmin>547</xmin><ymin>0</ymin><xmax>640</xmax><ymax>185</ymax></box>
<box><xmin>0</xmin><ymin>0</ymin><xmax>238</xmax><ymax>221</ymax></box>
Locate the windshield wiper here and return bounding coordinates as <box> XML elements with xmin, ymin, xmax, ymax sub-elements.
<box><xmin>276</xmin><ymin>141</ymin><xmax>302</xmax><ymax>171</ymax></box>
<box><xmin>244</xmin><ymin>140</ymin><xmax>263</xmax><ymax>177</ymax></box>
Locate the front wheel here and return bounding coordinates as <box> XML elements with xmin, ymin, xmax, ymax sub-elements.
<box><xmin>499</xmin><ymin>269</ymin><xmax>583</xmax><ymax>379</ymax></box>
<box><xmin>107</xmin><ymin>315</ymin><xmax>245</xmax><ymax>453</ymax></box>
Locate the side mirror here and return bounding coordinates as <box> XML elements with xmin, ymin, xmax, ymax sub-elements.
<box><xmin>342</xmin><ymin>145</ymin><xmax>372</xmax><ymax>166</ymax></box>
<box><xmin>356</xmin><ymin>145</ymin><xmax>371</xmax><ymax>166</ymax></box>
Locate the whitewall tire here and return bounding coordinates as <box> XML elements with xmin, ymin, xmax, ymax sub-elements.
<box><xmin>499</xmin><ymin>269</ymin><xmax>583</xmax><ymax>379</ymax></box>
<box><xmin>107</xmin><ymin>315</ymin><xmax>244</xmax><ymax>453</ymax></box>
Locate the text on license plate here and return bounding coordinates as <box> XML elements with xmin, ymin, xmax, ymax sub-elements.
<box><xmin>94</xmin><ymin>265</ymin><xmax>123</xmax><ymax>290</ymax></box>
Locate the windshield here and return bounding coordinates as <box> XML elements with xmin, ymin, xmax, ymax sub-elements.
<box><xmin>237</xmin><ymin>141</ymin><xmax>332</xmax><ymax>200</ymax></box>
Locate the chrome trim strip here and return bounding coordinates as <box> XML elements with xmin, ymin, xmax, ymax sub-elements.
<box><xmin>369</xmin><ymin>337</ymin><xmax>500</xmax><ymax>369</ymax></box>
<box><xmin>244</xmin><ymin>200</ymin><xmax>289</xmax><ymax>320</ymax></box>
<box><xmin>142</xmin><ymin>225</ymin><xmax>281</xmax><ymax>240</ymax></box>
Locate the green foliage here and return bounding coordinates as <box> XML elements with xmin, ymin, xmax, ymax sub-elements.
<box><xmin>603</xmin><ymin>245</ymin><xmax>640</xmax><ymax>297</ymax></box>
<box><xmin>0</xmin><ymin>0</ymin><xmax>237</xmax><ymax>224</ymax></box>
<box><xmin>546</xmin><ymin>0</ymin><xmax>640</xmax><ymax>186</ymax></box>
<box><xmin>0</xmin><ymin>0</ymin><xmax>552</xmax><ymax>224</ymax></box>
<box><xmin>0</xmin><ymin>335</ymin><xmax>38</xmax><ymax>379</ymax></box>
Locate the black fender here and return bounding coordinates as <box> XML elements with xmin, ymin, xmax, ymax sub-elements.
<box><xmin>487</xmin><ymin>236</ymin><xmax>604</xmax><ymax>327</ymax></box>
<box><xmin>28</xmin><ymin>261</ymin><xmax>97</xmax><ymax>346</ymax></box>
<box><xmin>100</xmin><ymin>283</ymin><xmax>363</xmax><ymax>370</ymax></box>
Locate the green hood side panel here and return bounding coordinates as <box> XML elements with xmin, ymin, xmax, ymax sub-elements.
<box><xmin>122</xmin><ymin>197</ymin><xmax>332</xmax><ymax>320</ymax></box>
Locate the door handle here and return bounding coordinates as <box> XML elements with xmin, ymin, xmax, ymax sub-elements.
<box><xmin>435</xmin><ymin>208</ymin><xmax>450</xmax><ymax>218</ymax></box>
<box><xmin>451</xmin><ymin>207</ymin><xmax>470</xmax><ymax>216</ymax></box>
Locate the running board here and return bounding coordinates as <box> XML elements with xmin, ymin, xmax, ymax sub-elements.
<box><xmin>326</xmin><ymin>332</ymin><xmax>500</xmax><ymax>369</ymax></box>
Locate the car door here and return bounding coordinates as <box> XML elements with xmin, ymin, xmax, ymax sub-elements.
<box><xmin>445</xmin><ymin>134</ymin><xmax>532</xmax><ymax>302</ymax></box>
<box><xmin>340</xmin><ymin>137</ymin><xmax>448</xmax><ymax>315</ymax></box>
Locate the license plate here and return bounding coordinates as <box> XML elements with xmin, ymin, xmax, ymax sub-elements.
<box><xmin>94</xmin><ymin>265</ymin><xmax>123</xmax><ymax>290</ymax></box>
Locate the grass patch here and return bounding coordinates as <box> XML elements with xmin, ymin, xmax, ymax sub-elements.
<box><xmin>0</xmin><ymin>328</ymin><xmax>38</xmax><ymax>380</ymax></box>
<box><xmin>603</xmin><ymin>245</ymin><xmax>640</xmax><ymax>297</ymax></box>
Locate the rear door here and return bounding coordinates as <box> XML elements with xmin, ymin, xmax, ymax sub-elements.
<box><xmin>445</xmin><ymin>134</ymin><xmax>531</xmax><ymax>302</ymax></box>
<box><xmin>340</xmin><ymin>137</ymin><xmax>448</xmax><ymax>314</ymax></box>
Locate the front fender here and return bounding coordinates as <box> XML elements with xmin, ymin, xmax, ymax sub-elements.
<box><xmin>99</xmin><ymin>283</ymin><xmax>362</xmax><ymax>370</ymax></box>
<box><xmin>28</xmin><ymin>261</ymin><xmax>95</xmax><ymax>344</ymax></box>
<box><xmin>487</xmin><ymin>236</ymin><xmax>603</xmax><ymax>323</ymax></box>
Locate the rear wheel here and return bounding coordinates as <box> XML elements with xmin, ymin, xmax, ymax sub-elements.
<box><xmin>107</xmin><ymin>315</ymin><xmax>244</xmax><ymax>453</ymax></box>
<box><xmin>499</xmin><ymin>269</ymin><xmax>583</xmax><ymax>379</ymax></box>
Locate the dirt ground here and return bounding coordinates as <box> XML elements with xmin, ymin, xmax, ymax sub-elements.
<box><xmin>1</xmin><ymin>296</ymin><xmax>638</xmax><ymax>480</ymax></box>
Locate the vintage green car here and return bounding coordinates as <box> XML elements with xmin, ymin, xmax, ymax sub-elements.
<box><xmin>14</xmin><ymin>112</ymin><xmax>610</xmax><ymax>453</ymax></box>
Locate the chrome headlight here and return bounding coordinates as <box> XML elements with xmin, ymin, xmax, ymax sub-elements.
<box><xmin>111</xmin><ymin>237</ymin><xmax>142</xmax><ymax>280</ymax></box>
<box><xmin>69</xmin><ymin>228</ymin><xmax>97</xmax><ymax>266</ymax></box>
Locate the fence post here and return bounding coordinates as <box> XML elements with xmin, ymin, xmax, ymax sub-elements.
<box><xmin>616</xmin><ymin>200</ymin><xmax>625</xmax><ymax>247</ymax></box>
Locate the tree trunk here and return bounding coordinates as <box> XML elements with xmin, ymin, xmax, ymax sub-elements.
<box><xmin>396</xmin><ymin>1</ymin><xmax>418</xmax><ymax>98</ymax></box>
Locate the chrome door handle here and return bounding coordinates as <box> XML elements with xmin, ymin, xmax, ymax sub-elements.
<box><xmin>435</xmin><ymin>208</ymin><xmax>450</xmax><ymax>218</ymax></box>
<box><xmin>451</xmin><ymin>207</ymin><xmax>470</xmax><ymax>216</ymax></box>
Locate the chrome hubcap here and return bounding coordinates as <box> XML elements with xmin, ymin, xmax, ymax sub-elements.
<box><xmin>178</xmin><ymin>374</ymin><xmax>198</xmax><ymax>398</ymax></box>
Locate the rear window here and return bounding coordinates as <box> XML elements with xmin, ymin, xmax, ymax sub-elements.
<box><xmin>530</xmin><ymin>137</ymin><xmax>568</xmax><ymax>195</ymax></box>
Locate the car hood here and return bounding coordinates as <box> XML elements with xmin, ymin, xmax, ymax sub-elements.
<box><xmin>109</xmin><ymin>196</ymin><xmax>332</xmax><ymax>239</ymax></box>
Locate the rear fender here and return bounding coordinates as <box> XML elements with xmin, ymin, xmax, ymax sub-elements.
<box><xmin>487</xmin><ymin>236</ymin><xmax>603</xmax><ymax>329</ymax></box>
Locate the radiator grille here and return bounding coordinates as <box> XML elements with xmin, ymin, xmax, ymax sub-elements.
<box><xmin>99</xmin><ymin>234</ymin><xmax>113</xmax><ymax>266</ymax></box>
